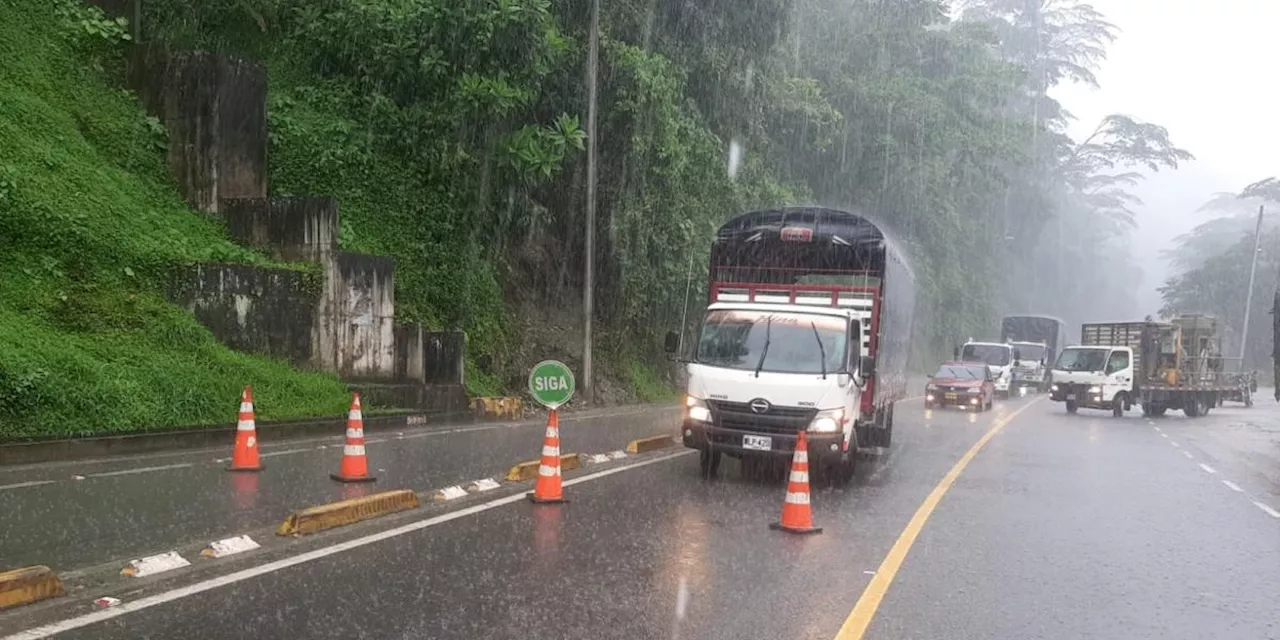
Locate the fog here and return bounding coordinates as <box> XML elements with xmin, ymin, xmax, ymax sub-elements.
<box><xmin>1054</xmin><ymin>0</ymin><xmax>1280</xmax><ymax>317</ymax></box>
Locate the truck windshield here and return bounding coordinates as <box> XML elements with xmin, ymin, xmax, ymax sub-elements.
<box><xmin>696</xmin><ymin>310</ymin><xmax>851</xmax><ymax>375</ymax></box>
<box><xmin>1055</xmin><ymin>348</ymin><xmax>1109</xmax><ymax>371</ymax></box>
<box><xmin>1013</xmin><ymin>344</ymin><xmax>1045</xmax><ymax>362</ymax></box>
<box><xmin>960</xmin><ymin>344</ymin><xmax>1011</xmax><ymax>366</ymax></box>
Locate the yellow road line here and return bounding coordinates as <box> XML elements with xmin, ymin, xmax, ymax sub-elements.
<box><xmin>832</xmin><ymin>398</ymin><xmax>1043</xmax><ymax>640</ymax></box>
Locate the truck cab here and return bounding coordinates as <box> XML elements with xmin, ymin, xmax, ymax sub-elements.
<box><xmin>958</xmin><ymin>341</ymin><xmax>1016</xmax><ymax>397</ymax></box>
<box><xmin>1009</xmin><ymin>340</ymin><xmax>1049</xmax><ymax>394</ymax></box>
<box><xmin>1049</xmin><ymin>345</ymin><xmax>1135</xmax><ymax>415</ymax></box>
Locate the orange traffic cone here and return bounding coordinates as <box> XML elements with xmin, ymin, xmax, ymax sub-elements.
<box><xmin>527</xmin><ymin>410</ymin><xmax>567</xmax><ymax>504</ymax></box>
<box><xmin>770</xmin><ymin>431</ymin><xmax>822</xmax><ymax>534</ymax></box>
<box><xmin>228</xmin><ymin>386</ymin><xmax>264</xmax><ymax>472</ymax></box>
<box><xmin>331</xmin><ymin>393</ymin><xmax>376</xmax><ymax>483</ymax></box>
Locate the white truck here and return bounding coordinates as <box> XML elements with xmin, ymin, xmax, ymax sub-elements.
<box><xmin>957</xmin><ymin>340</ymin><xmax>1017</xmax><ymax>398</ymax></box>
<box><xmin>666</xmin><ymin>207</ymin><xmax>916</xmax><ymax>485</ymax></box>
<box><xmin>1008</xmin><ymin>340</ymin><xmax>1049</xmax><ymax>394</ymax></box>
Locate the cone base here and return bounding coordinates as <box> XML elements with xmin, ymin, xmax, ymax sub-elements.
<box><xmin>227</xmin><ymin>464</ymin><xmax>264</xmax><ymax>472</ymax></box>
<box><xmin>526</xmin><ymin>492</ymin><xmax>568</xmax><ymax>504</ymax></box>
<box><xmin>769</xmin><ymin>522</ymin><xmax>823</xmax><ymax>535</ymax></box>
<box><xmin>330</xmin><ymin>473</ymin><xmax>377</xmax><ymax>483</ymax></box>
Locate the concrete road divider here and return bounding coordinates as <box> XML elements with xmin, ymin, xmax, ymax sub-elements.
<box><xmin>505</xmin><ymin>453</ymin><xmax>582</xmax><ymax>482</ymax></box>
<box><xmin>469</xmin><ymin>396</ymin><xmax>523</xmax><ymax>420</ymax></box>
<box><xmin>276</xmin><ymin>489</ymin><xmax>420</xmax><ymax>536</ymax></box>
<box><xmin>0</xmin><ymin>565</ymin><xmax>64</xmax><ymax>610</ymax></box>
<box><xmin>625</xmin><ymin>434</ymin><xmax>679</xmax><ymax>454</ymax></box>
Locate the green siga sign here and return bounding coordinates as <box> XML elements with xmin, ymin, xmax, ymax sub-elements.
<box><xmin>528</xmin><ymin>360</ymin><xmax>576</xmax><ymax>409</ymax></box>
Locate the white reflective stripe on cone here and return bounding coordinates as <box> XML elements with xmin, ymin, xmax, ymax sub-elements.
<box><xmin>784</xmin><ymin>491</ymin><xmax>811</xmax><ymax>505</ymax></box>
<box><xmin>346</xmin><ymin>428</ymin><xmax>363</xmax><ymax>439</ymax></box>
<box><xmin>541</xmin><ymin>446</ymin><xmax>560</xmax><ymax>457</ymax></box>
<box><xmin>237</xmin><ymin>420</ymin><xmax>255</xmax><ymax>431</ymax></box>
<box><xmin>789</xmin><ymin>471</ymin><xmax>809</xmax><ymax>484</ymax></box>
<box><xmin>239</xmin><ymin>403</ymin><xmax>253</xmax><ymax>413</ymax></box>
<box><xmin>348</xmin><ymin>410</ymin><xmax>363</xmax><ymax>421</ymax></box>
<box><xmin>538</xmin><ymin>464</ymin><xmax>558</xmax><ymax>477</ymax></box>
<box><xmin>793</xmin><ymin>451</ymin><xmax>808</xmax><ymax>463</ymax></box>
<box><xmin>544</xmin><ymin>427</ymin><xmax>559</xmax><ymax>438</ymax></box>
<box><xmin>343</xmin><ymin>445</ymin><xmax>365</xmax><ymax>456</ymax></box>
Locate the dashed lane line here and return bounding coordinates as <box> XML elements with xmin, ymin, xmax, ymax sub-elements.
<box><xmin>1252</xmin><ymin>501</ymin><xmax>1280</xmax><ymax>519</ymax></box>
<box><xmin>0</xmin><ymin>480</ymin><xmax>57</xmax><ymax>491</ymax></box>
<box><xmin>1197</xmin><ymin>463</ymin><xmax>1216</xmax><ymax>475</ymax></box>
<box><xmin>1182</xmin><ymin>450</ymin><xmax>1194</xmax><ymax>460</ymax></box>
<box><xmin>86</xmin><ymin>463</ymin><xmax>193</xmax><ymax>478</ymax></box>
<box><xmin>1222</xmin><ymin>480</ymin><xmax>1244</xmax><ymax>493</ymax></box>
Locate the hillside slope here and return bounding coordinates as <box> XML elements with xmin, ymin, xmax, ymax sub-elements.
<box><xmin>0</xmin><ymin>0</ymin><xmax>350</xmax><ymax>439</ymax></box>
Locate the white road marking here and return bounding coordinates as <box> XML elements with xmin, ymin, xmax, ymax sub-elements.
<box><xmin>259</xmin><ymin>448</ymin><xmax>312</xmax><ymax>458</ymax></box>
<box><xmin>1159</xmin><ymin>432</ymin><xmax>1168</xmax><ymax>439</ymax></box>
<box><xmin>1198</xmin><ymin>463</ymin><xmax>1216</xmax><ymax>474</ymax></box>
<box><xmin>1182</xmin><ymin>451</ymin><xmax>1194</xmax><ymax>460</ymax></box>
<box><xmin>88</xmin><ymin>463</ymin><xmax>192</xmax><ymax>478</ymax></box>
<box><xmin>0</xmin><ymin>480</ymin><xmax>57</xmax><ymax>491</ymax></box>
<box><xmin>1222</xmin><ymin>480</ymin><xmax>1244</xmax><ymax>493</ymax></box>
<box><xmin>1</xmin><ymin>450</ymin><xmax>694</xmax><ymax>640</ymax></box>
<box><xmin>1170</xmin><ymin>441</ymin><xmax>1180</xmax><ymax>448</ymax></box>
<box><xmin>1252</xmin><ymin>501</ymin><xmax>1280</xmax><ymax>519</ymax></box>
<box><xmin>1152</xmin><ymin>426</ymin><xmax>1162</xmax><ymax>433</ymax></box>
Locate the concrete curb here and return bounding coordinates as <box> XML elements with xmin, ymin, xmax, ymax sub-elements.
<box><xmin>276</xmin><ymin>489</ymin><xmax>421</xmax><ymax>536</ymax></box>
<box><xmin>0</xmin><ymin>565</ymin><xmax>65</xmax><ymax>610</ymax></box>
<box><xmin>625</xmin><ymin>434</ymin><xmax>679</xmax><ymax>454</ymax></box>
<box><xmin>504</xmin><ymin>454</ymin><xmax>582</xmax><ymax>481</ymax></box>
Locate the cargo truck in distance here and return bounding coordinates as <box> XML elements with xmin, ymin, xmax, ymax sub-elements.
<box><xmin>1048</xmin><ymin>316</ymin><xmax>1240</xmax><ymax>417</ymax></box>
<box><xmin>665</xmin><ymin>207</ymin><xmax>915</xmax><ymax>484</ymax></box>
<box><xmin>1000</xmin><ymin>315</ymin><xmax>1067</xmax><ymax>394</ymax></box>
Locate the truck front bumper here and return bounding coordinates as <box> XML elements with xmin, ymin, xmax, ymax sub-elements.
<box><xmin>680</xmin><ymin>419</ymin><xmax>846</xmax><ymax>465</ymax></box>
<box><xmin>1049</xmin><ymin>383</ymin><xmax>1109</xmax><ymax>408</ymax></box>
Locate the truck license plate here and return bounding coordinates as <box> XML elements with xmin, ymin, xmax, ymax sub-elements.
<box><xmin>944</xmin><ymin>393</ymin><xmax>958</xmax><ymax>400</ymax></box>
<box><xmin>742</xmin><ymin>435</ymin><xmax>772</xmax><ymax>451</ymax></box>
<box><xmin>1065</xmin><ymin>394</ymin><xmax>1074</xmax><ymax>400</ymax></box>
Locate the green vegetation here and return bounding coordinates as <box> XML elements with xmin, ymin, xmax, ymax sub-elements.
<box><xmin>2</xmin><ymin>0</ymin><xmax>1192</xmax><ymax>436</ymax></box>
<box><xmin>0</xmin><ymin>0</ymin><xmax>350</xmax><ymax>439</ymax></box>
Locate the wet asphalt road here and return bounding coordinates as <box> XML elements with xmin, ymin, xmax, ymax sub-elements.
<box><xmin>0</xmin><ymin>405</ymin><xmax>680</xmax><ymax>570</ymax></box>
<box><xmin>11</xmin><ymin>392</ymin><xmax>1280</xmax><ymax>639</ymax></box>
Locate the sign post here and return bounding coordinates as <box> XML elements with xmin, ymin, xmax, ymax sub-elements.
<box><xmin>526</xmin><ymin>360</ymin><xmax>575</xmax><ymax>504</ymax></box>
<box><xmin>528</xmin><ymin>360</ymin><xmax>576</xmax><ymax>410</ymax></box>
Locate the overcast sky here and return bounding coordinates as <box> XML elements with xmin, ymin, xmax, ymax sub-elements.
<box><xmin>1052</xmin><ymin>0</ymin><xmax>1278</xmax><ymax>316</ymax></box>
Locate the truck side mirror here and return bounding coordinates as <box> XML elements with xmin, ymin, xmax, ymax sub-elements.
<box><xmin>952</xmin><ymin>346</ymin><xmax>960</xmax><ymax>359</ymax></box>
<box><xmin>663</xmin><ymin>331</ymin><xmax>680</xmax><ymax>354</ymax></box>
<box><xmin>859</xmin><ymin>355</ymin><xmax>876</xmax><ymax>378</ymax></box>
<box><xmin>1013</xmin><ymin>348</ymin><xmax>1021</xmax><ymax>361</ymax></box>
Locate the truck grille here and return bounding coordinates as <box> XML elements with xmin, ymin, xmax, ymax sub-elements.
<box><xmin>707</xmin><ymin>400</ymin><xmax>816</xmax><ymax>435</ymax></box>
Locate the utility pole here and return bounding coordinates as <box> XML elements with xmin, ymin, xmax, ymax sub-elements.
<box><xmin>1238</xmin><ymin>204</ymin><xmax>1264</xmax><ymax>368</ymax></box>
<box><xmin>582</xmin><ymin>0</ymin><xmax>600</xmax><ymax>403</ymax></box>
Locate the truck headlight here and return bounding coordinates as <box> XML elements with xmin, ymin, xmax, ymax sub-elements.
<box><xmin>1088</xmin><ymin>386</ymin><xmax>1101</xmax><ymax>394</ymax></box>
<box><xmin>685</xmin><ymin>396</ymin><xmax>711</xmax><ymax>422</ymax></box>
<box><xmin>1051</xmin><ymin>384</ymin><xmax>1059</xmax><ymax>392</ymax></box>
<box><xmin>808</xmin><ymin>408</ymin><xmax>845</xmax><ymax>433</ymax></box>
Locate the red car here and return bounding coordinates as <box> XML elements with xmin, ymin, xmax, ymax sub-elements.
<box><xmin>925</xmin><ymin>361</ymin><xmax>995</xmax><ymax>411</ymax></box>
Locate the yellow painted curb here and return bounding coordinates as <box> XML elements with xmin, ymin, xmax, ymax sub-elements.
<box><xmin>0</xmin><ymin>565</ymin><xmax>65</xmax><ymax>611</ymax></box>
<box><xmin>626</xmin><ymin>434</ymin><xmax>679</xmax><ymax>454</ymax></box>
<box><xmin>504</xmin><ymin>453</ymin><xmax>582</xmax><ymax>482</ymax></box>
<box><xmin>469</xmin><ymin>396</ymin><xmax>523</xmax><ymax>420</ymax></box>
<box><xmin>276</xmin><ymin>489</ymin><xmax>420</xmax><ymax>537</ymax></box>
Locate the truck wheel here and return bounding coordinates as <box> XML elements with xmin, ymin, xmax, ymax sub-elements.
<box><xmin>1112</xmin><ymin>393</ymin><xmax>1126</xmax><ymax>417</ymax></box>
<box><xmin>699</xmin><ymin>449</ymin><xmax>721</xmax><ymax>478</ymax></box>
<box><xmin>1065</xmin><ymin>399</ymin><xmax>1077</xmax><ymax>414</ymax></box>
<box><xmin>1184</xmin><ymin>397</ymin><xmax>1204</xmax><ymax>418</ymax></box>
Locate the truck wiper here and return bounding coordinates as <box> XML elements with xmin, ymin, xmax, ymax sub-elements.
<box><xmin>754</xmin><ymin>315</ymin><xmax>773</xmax><ymax>378</ymax></box>
<box><xmin>810</xmin><ymin>321</ymin><xmax>827</xmax><ymax>380</ymax></box>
